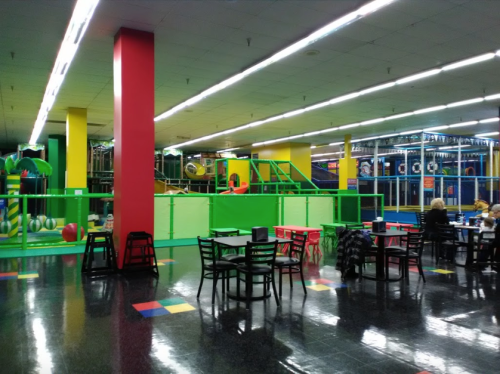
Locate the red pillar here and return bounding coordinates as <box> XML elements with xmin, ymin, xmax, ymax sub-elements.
<box><xmin>113</xmin><ymin>28</ymin><xmax>155</xmax><ymax>268</ymax></box>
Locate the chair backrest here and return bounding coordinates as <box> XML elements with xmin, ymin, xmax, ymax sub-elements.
<box><xmin>404</xmin><ymin>232</ymin><xmax>424</xmax><ymax>256</ymax></box>
<box><xmin>244</xmin><ymin>240</ymin><xmax>279</xmax><ymax>268</ymax></box>
<box><xmin>289</xmin><ymin>233</ymin><xmax>307</xmax><ymax>261</ymax></box>
<box><xmin>197</xmin><ymin>236</ymin><xmax>217</xmax><ymax>267</ymax></box>
<box><xmin>416</xmin><ymin>212</ymin><xmax>427</xmax><ymax>228</ymax></box>
<box><xmin>308</xmin><ymin>231</ymin><xmax>321</xmax><ymax>243</ymax></box>
<box><xmin>477</xmin><ymin>231</ymin><xmax>495</xmax><ymax>249</ymax></box>
<box><xmin>215</xmin><ymin>230</ymin><xmax>239</xmax><ymax>238</ymax></box>
<box><xmin>275</xmin><ymin>228</ymin><xmax>285</xmax><ymax>239</ymax></box>
<box><xmin>437</xmin><ymin>223</ymin><xmax>456</xmax><ymax>243</ymax></box>
<box><xmin>346</xmin><ymin>224</ymin><xmax>364</xmax><ymax>230</ymax></box>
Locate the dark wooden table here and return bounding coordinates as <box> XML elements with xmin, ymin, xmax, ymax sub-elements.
<box><xmin>453</xmin><ymin>225</ymin><xmax>480</xmax><ymax>266</ymax></box>
<box><xmin>212</xmin><ymin>235</ymin><xmax>293</xmax><ymax>300</ymax></box>
<box><xmin>368</xmin><ymin>230</ymin><xmax>409</xmax><ymax>280</ymax></box>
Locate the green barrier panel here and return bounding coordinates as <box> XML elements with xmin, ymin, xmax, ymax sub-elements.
<box><xmin>212</xmin><ymin>195</ymin><xmax>279</xmax><ymax>231</ymax></box>
<box><xmin>283</xmin><ymin>196</ymin><xmax>306</xmax><ymax>226</ymax></box>
<box><xmin>154</xmin><ymin>196</ymin><xmax>171</xmax><ymax>240</ymax></box>
<box><xmin>172</xmin><ymin>196</ymin><xmax>210</xmax><ymax>239</ymax></box>
<box><xmin>340</xmin><ymin>195</ymin><xmax>360</xmax><ymax>223</ymax></box>
<box><xmin>307</xmin><ymin>196</ymin><xmax>334</xmax><ymax>229</ymax></box>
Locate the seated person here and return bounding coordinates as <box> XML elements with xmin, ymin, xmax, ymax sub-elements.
<box><xmin>424</xmin><ymin>198</ymin><xmax>449</xmax><ymax>241</ymax></box>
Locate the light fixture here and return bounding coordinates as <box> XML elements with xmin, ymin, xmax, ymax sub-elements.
<box><xmin>446</xmin><ymin>98</ymin><xmax>483</xmax><ymax>108</ymax></box>
<box><xmin>441</xmin><ymin>52</ymin><xmax>495</xmax><ymax>71</ymax></box>
<box><xmin>29</xmin><ymin>0</ymin><xmax>100</xmax><ymax>144</ymax></box>
<box><xmin>475</xmin><ymin>131</ymin><xmax>499</xmax><ymax>137</ymax></box>
<box><xmin>250</xmin><ymin>93</ymin><xmax>500</xmax><ymax>149</ymax></box>
<box><xmin>395</xmin><ymin>141</ymin><xmax>429</xmax><ymax>147</ymax></box>
<box><xmin>193</xmin><ymin>154</ymin><xmax>201</xmax><ymax>157</ymax></box>
<box><xmin>166</xmin><ymin>46</ymin><xmax>500</xmax><ymax>150</ymax></box>
<box><xmin>399</xmin><ymin>130</ymin><xmax>423</xmax><ymax>135</ymax></box>
<box><xmin>217</xmin><ymin>147</ymin><xmax>240</xmax><ymax>153</ymax></box>
<box><xmin>329</xmin><ymin>142</ymin><xmax>344</xmax><ymax>146</ymax></box>
<box><xmin>154</xmin><ymin>0</ymin><xmax>397</xmax><ymax>123</ymax></box>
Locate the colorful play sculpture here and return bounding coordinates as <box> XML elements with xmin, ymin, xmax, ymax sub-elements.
<box><xmin>28</xmin><ymin>218</ymin><xmax>42</xmax><ymax>233</ymax></box>
<box><xmin>44</xmin><ymin>218</ymin><xmax>58</xmax><ymax>230</ymax></box>
<box><xmin>184</xmin><ymin>162</ymin><xmax>206</xmax><ymax>179</ymax></box>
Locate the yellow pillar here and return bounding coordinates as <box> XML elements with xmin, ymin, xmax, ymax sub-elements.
<box><xmin>66</xmin><ymin>108</ymin><xmax>87</xmax><ymax>188</ymax></box>
<box><xmin>65</xmin><ymin>108</ymin><xmax>89</xmax><ymax>232</ymax></box>
<box><xmin>338</xmin><ymin>134</ymin><xmax>357</xmax><ymax>190</ymax></box>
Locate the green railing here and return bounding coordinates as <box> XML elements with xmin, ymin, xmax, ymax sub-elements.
<box><xmin>0</xmin><ymin>192</ymin><xmax>383</xmax><ymax>249</ymax></box>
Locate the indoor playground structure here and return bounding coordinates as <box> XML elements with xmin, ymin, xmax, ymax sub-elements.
<box><xmin>215</xmin><ymin>158</ymin><xmax>326</xmax><ymax>195</ymax></box>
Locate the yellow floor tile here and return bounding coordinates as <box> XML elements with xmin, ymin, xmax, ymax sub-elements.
<box><xmin>431</xmin><ymin>269</ymin><xmax>454</xmax><ymax>274</ymax></box>
<box><xmin>165</xmin><ymin>303</ymin><xmax>196</xmax><ymax>313</ymax></box>
<box><xmin>18</xmin><ymin>274</ymin><xmax>39</xmax><ymax>279</ymax></box>
<box><xmin>306</xmin><ymin>284</ymin><xmax>331</xmax><ymax>291</ymax></box>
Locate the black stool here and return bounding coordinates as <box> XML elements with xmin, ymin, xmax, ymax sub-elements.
<box><xmin>81</xmin><ymin>232</ymin><xmax>117</xmax><ymax>275</ymax></box>
<box><xmin>122</xmin><ymin>231</ymin><xmax>159</xmax><ymax>276</ymax></box>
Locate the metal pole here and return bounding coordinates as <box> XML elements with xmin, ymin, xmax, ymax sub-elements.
<box><xmin>396</xmin><ymin>176</ymin><xmax>400</xmax><ymax>213</ymax></box>
<box><xmin>440</xmin><ymin>177</ymin><xmax>444</xmax><ymax>200</ymax></box>
<box><xmin>458</xmin><ymin>138</ymin><xmax>462</xmax><ymax>213</ymax></box>
<box><xmin>432</xmin><ymin>151</ymin><xmax>436</xmax><ymax>198</ymax></box>
<box><xmin>389</xmin><ymin>179</ymin><xmax>392</xmax><ymax>206</ymax></box>
<box><xmin>490</xmin><ymin>140</ymin><xmax>494</xmax><ymax>203</ymax></box>
<box><xmin>475</xmin><ymin>177</ymin><xmax>479</xmax><ymax>201</ymax></box>
<box><xmin>404</xmin><ymin>149</ymin><xmax>408</xmax><ymax>206</ymax></box>
<box><xmin>420</xmin><ymin>134</ymin><xmax>424</xmax><ymax>212</ymax></box>
<box><xmin>374</xmin><ymin>140</ymin><xmax>379</xmax><ymax>214</ymax></box>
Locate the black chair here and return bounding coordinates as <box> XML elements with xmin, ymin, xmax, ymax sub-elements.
<box><xmin>436</xmin><ymin>224</ymin><xmax>466</xmax><ymax>265</ymax></box>
<box><xmin>274</xmin><ymin>233</ymin><xmax>307</xmax><ymax>297</ymax></box>
<box><xmin>415</xmin><ymin>212</ymin><xmax>426</xmax><ymax>231</ymax></box>
<box><xmin>236</xmin><ymin>240</ymin><xmax>280</xmax><ymax>309</ymax></box>
<box><xmin>81</xmin><ymin>231</ymin><xmax>117</xmax><ymax>275</ymax></box>
<box><xmin>472</xmin><ymin>231</ymin><xmax>497</xmax><ymax>270</ymax></box>
<box><xmin>215</xmin><ymin>230</ymin><xmax>245</xmax><ymax>263</ymax></box>
<box><xmin>386</xmin><ymin>231</ymin><xmax>426</xmax><ymax>283</ymax></box>
<box><xmin>197</xmin><ymin>237</ymin><xmax>237</xmax><ymax>304</ymax></box>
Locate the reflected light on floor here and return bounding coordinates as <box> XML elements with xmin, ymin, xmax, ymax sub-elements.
<box><xmin>32</xmin><ymin>318</ymin><xmax>54</xmax><ymax>373</ymax></box>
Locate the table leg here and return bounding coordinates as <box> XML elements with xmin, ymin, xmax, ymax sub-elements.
<box><xmin>376</xmin><ymin>236</ymin><xmax>386</xmax><ymax>280</ymax></box>
<box><xmin>465</xmin><ymin>230</ymin><xmax>474</xmax><ymax>266</ymax></box>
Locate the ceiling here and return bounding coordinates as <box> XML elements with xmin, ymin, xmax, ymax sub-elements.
<box><xmin>1</xmin><ymin>0</ymin><xmax>500</xmax><ymax>157</ymax></box>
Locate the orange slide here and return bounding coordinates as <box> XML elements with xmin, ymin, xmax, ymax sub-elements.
<box><xmin>220</xmin><ymin>182</ymin><xmax>249</xmax><ymax>194</ymax></box>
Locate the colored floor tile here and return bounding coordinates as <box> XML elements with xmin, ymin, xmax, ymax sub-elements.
<box><xmin>17</xmin><ymin>273</ymin><xmax>39</xmax><ymax>279</ymax></box>
<box><xmin>430</xmin><ymin>269</ymin><xmax>455</xmax><ymax>274</ymax></box>
<box><xmin>139</xmin><ymin>308</ymin><xmax>170</xmax><ymax>318</ymax></box>
<box><xmin>310</xmin><ymin>278</ymin><xmax>335</xmax><ymax>285</ymax></box>
<box><xmin>157</xmin><ymin>297</ymin><xmax>186</xmax><ymax>307</ymax></box>
<box><xmin>165</xmin><ymin>303</ymin><xmax>196</xmax><ymax>314</ymax></box>
<box><xmin>133</xmin><ymin>301</ymin><xmax>163</xmax><ymax>311</ymax></box>
<box><xmin>306</xmin><ymin>284</ymin><xmax>331</xmax><ymax>291</ymax></box>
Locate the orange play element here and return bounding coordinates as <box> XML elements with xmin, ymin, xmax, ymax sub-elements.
<box><xmin>220</xmin><ymin>182</ymin><xmax>249</xmax><ymax>194</ymax></box>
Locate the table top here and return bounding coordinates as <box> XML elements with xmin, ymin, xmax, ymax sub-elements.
<box><xmin>273</xmin><ymin>225</ymin><xmax>323</xmax><ymax>232</ymax></box>
<box><xmin>212</xmin><ymin>235</ymin><xmax>292</xmax><ymax>248</ymax></box>
<box><xmin>210</xmin><ymin>227</ymin><xmax>252</xmax><ymax>235</ymax></box>
<box><xmin>368</xmin><ymin>229</ymin><xmax>409</xmax><ymax>237</ymax></box>
<box><xmin>363</xmin><ymin>222</ymin><xmax>414</xmax><ymax>228</ymax></box>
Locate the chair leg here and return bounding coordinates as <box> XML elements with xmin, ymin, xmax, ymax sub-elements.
<box><xmin>212</xmin><ymin>272</ymin><xmax>218</xmax><ymax>304</ymax></box>
<box><xmin>289</xmin><ymin>267</ymin><xmax>293</xmax><ymax>289</ymax></box>
<box><xmin>236</xmin><ymin>271</ymin><xmax>241</xmax><ymax>299</ymax></box>
<box><xmin>299</xmin><ymin>264</ymin><xmax>307</xmax><ymax>294</ymax></box>
<box><xmin>271</xmin><ymin>273</ymin><xmax>280</xmax><ymax>307</ymax></box>
<box><xmin>246</xmin><ymin>276</ymin><xmax>251</xmax><ymax>310</ymax></box>
<box><xmin>278</xmin><ymin>267</ymin><xmax>283</xmax><ymax>297</ymax></box>
<box><xmin>197</xmin><ymin>271</ymin><xmax>205</xmax><ymax>299</ymax></box>
<box><xmin>222</xmin><ymin>272</ymin><xmax>226</xmax><ymax>294</ymax></box>
<box><xmin>417</xmin><ymin>259</ymin><xmax>426</xmax><ymax>283</ymax></box>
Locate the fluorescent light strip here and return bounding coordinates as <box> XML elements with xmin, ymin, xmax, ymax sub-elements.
<box><xmin>154</xmin><ymin>0</ymin><xmax>397</xmax><ymax>123</ymax></box>
<box><xmin>439</xmin><ymin>145</ymin><xmax>471</xmax><ymax>150</ymax></box>
<box><xmin>255</xmin><ymin>93</ymin><xmax>499</xmax><ymax>147</ymax></box>
<box><xmin>395</xmin><ymin>141</ymin><xmax>429</xmax><ymax>147</ymax></box>
<box><xmin>217</xmin><ymin>147</ymin><xmax>240</xmax><ymax>153</ymax></box>
<box><xmin>29</xmin><ymin>0</ymin><xmax>100</xmax><ymax>144</ymax></box>
<box><xmin>475</xmin><ymin>131</ymin><xmax>499</xmax><ymax>137</ymax></box>
<box><xmin>167</xmin><ymin>48</ymin><xmax>500</xmax><ymax>149</ymax></box>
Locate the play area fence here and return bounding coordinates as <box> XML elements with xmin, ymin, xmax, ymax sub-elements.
<box><xmin>359</xmin><ymin>175</ymin><xmax>500</xmax><ymax>212</ymax></box>
<box><xmin>0</xmin><ymin>193</ymin><xmax>383</xmax><ymax>250</ymax></box>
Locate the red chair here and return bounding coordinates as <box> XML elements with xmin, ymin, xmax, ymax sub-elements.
<box><xmin>307</xmin><ymin>231</ymin><xmax>321</xmax><ymax>257</ymax></box>
<box><xmin>282</xmin><ymin>230</ymin><xmax>292</xmax><ymax>255</ymax></box>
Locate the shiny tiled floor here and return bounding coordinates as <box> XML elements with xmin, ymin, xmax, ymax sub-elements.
<box><xmin>0</xmin><ymin>244</ymin><xmax>499</xmax><ymax>374</ymax></box>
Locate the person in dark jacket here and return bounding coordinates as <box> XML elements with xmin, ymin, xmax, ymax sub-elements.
<box><xmin>424</xmin><ymin>198</ymin><xmax>449</xmax><ymax>241</ymax></box>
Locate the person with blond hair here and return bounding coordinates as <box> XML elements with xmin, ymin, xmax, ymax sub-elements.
<box><xmin>424</xmin><ymin>198</ymin><xmax>449</xmax><ymax>241</ymax></box>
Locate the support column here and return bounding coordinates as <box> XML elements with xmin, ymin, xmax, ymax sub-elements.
<box><xmin>48</xmin><ymin>135</ymin><xmax>66</xmax><ymax>219</ymax></box>
<box><xmin>339</xmin><ymin>135</ymin><xmax>357</xmax><ymax>190</ymax></box>
<box><xmin>65</xmin><ymin>108</ymin><xmax>88</xmax><ymax>232</ymax></box>
<box><xmin>114</xmin><ymin>28</ymin><xmax>155</xmax><ymax>268</ymax></box>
